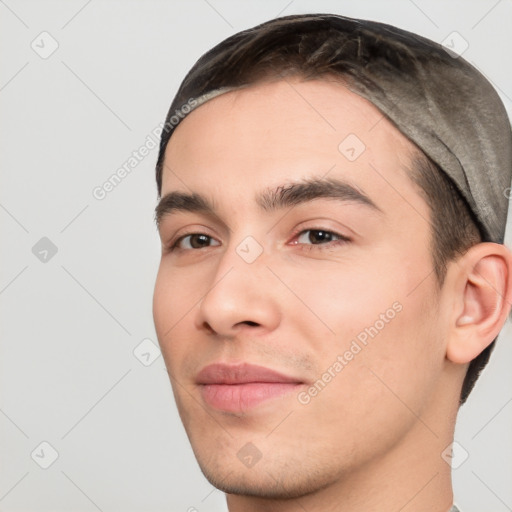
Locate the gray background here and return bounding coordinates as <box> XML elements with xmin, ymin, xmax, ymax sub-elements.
<box><xmin>1</xmin><ymin>0</ymin><xmax>511</xmax><ymax>511</ymax></box>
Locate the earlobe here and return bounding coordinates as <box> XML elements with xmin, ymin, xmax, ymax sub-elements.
<box><xmin>446</xmin><ymin>243</ymin><xmax>512</xmax><ymax>364</ymax></box>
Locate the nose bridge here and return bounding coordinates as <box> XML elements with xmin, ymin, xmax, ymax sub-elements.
<box><xmin>208</xmin><ymin>233</ymin><xmax>267</xmax><ymax>302</ymax></box>
<box><xmin>197</xmin><ymin>232</ymin><xmax>277</xmax><ymax>333</ymax></box>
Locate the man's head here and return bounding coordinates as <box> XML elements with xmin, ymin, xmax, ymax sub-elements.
<box><xmin>155</xmin><ymin>13</ymin><xmax>512</xmax><ymax>405</ymax></box>
<box><xmin>152</xmin><ymin>13</ymin><xmax>512</xmax><ymax>507</ymax></box>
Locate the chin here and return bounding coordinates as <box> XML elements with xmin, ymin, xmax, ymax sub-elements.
<box><xmin>195</xmin><ymin>450</ymin><xmax>339</xmax><ymax>501</ymax></box>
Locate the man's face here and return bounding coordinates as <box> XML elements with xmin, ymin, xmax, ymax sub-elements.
<box><xmin>153</xmin><ymin>78</ymin><xmax>451</xmax><ymax>498</ymax></box>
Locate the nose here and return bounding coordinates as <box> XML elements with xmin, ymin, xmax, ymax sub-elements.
<box><xmin>195</xmin><ymin>240</ymin><xmax>281</xmax><ymax>338</ymax></box>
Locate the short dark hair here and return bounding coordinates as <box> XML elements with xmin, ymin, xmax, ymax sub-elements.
<box><xmin>410</xmin><ymin>150</ymin><xmax>485</xmax><ymax>404</ymax></box>
<box><xmin>155</xmin><ymin>13</ymin><xmax>491</xmax><ymax>404</ymax></box>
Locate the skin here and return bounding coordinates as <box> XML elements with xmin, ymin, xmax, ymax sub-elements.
<box><xmin>152</xmin><ymin>77</ymin><xmax>512</xmax><ymax>512</ymax></box>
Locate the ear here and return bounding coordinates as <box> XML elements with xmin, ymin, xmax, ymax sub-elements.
<box><xmin>446</xmin><ymin>243</ymin><xmax>512</xmax><ymax>364</ymax></box>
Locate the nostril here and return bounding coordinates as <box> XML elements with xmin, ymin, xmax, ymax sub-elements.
<box><xmin>202</xmin><ymin>321</ymin><xmax>216</xmax><ymax>334</ymax></box>
<box><xmin>243</xmin><ymin>321</ymin><xmax>259</xmax><ymax>327</ymax></box>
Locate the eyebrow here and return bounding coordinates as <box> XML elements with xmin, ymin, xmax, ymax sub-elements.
<box><xmin>154</xmin><ymin>177</ymin><xmax>381</xmax><ymax>227</ymax></box>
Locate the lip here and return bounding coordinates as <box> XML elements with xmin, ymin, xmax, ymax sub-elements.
<box><xmin>196</xmin><ymin>363</ymin><xmax>304</xmax><ymax>412</ymax></box>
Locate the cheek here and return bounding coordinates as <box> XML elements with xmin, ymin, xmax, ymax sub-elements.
<box><xmin>153</xmin><ymin>258</ymin><xmax>209</xmax><ymax>320</ymax></box>
<box><xmin>289</xmin><ymin>273</ymin><xmax>442</xmax><ymax>458</ymax></box>
<box><xmin>152</xmin><ymin>263</ymin><xmax>200</xmax><ymax>363</ymax></box>
<box><xmin>153</xmin><ymin>265</ymin><xmax>175</xmax><ymax>335</ymax></box>
<box><xmin>279</xmin><ymin>253</ymin><xmax>412</xmax><ymax>344</ymax></box>
<box><xmin>284</xmin><ymin>249</ymin><xmax>440</xmax><ymax>395</ymax></box>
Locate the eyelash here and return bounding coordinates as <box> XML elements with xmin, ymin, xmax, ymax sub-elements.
<box><xmin>166</xmin><ymin>228</ymin><xmax>350</xmax><ymax>253</ymax></box>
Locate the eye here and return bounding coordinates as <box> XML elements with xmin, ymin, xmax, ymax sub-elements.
<box><xmin>295</xmin><ymin>229</ymin><xmax>349</xmax><ymax>246</ymax></box>
<box><xmin>171</xmin><ymin>233</ymin><xmax>221</xmax><ymax>251</ymax></box>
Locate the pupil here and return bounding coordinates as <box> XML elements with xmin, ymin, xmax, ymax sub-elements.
<box><xmin>310</xmin><ymin>230</ymin><xmax>331</xmax><ymax>244</ymax></box>
<box><xmin>191</xmin><ymin>235</ymin><xmax>209</xmax><ymax>248</ymax></box>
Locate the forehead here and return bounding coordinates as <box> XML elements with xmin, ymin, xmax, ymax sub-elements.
<box><xmin>161</xmin><ymin>78</ymin><xmax>422</xmax><ymax>215</ymax></box>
